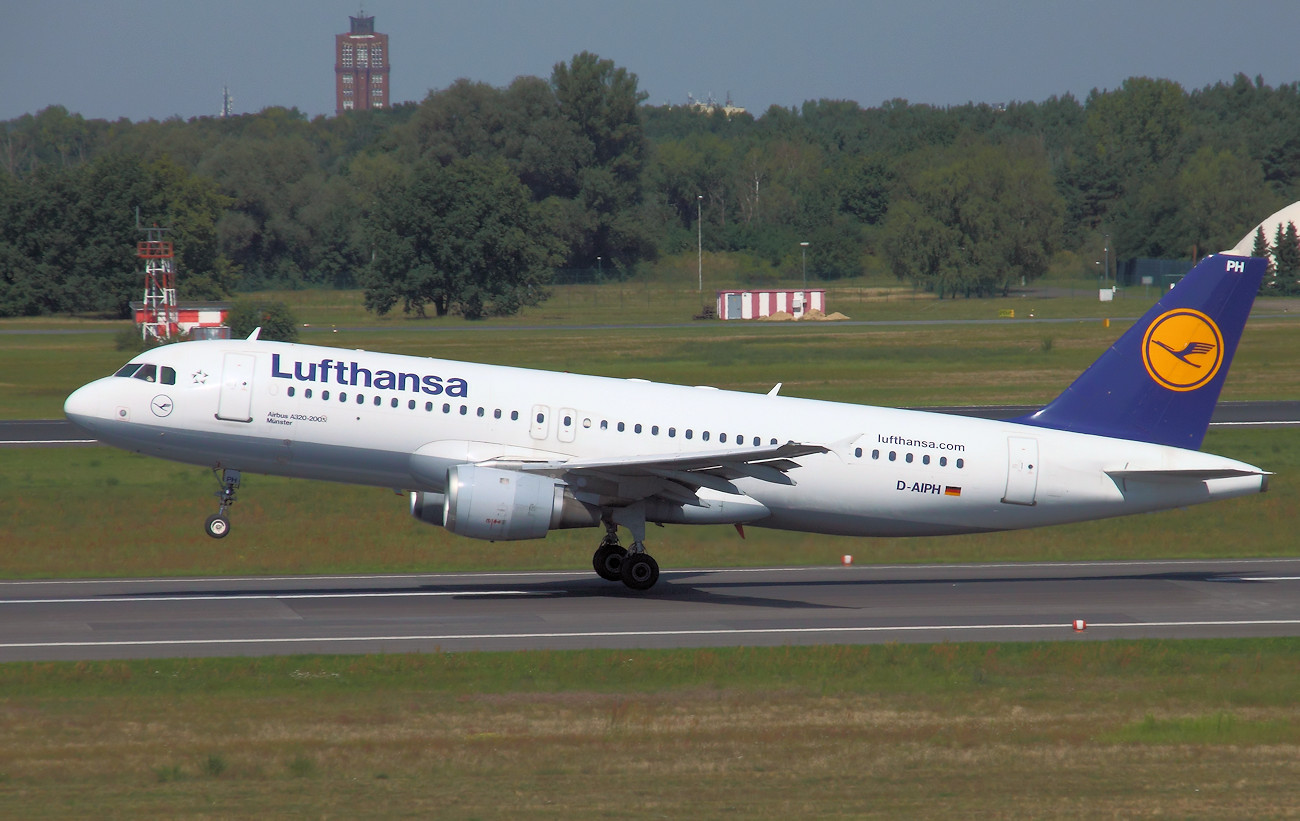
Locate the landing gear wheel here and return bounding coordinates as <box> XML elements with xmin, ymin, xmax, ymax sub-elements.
<box><xmin>620</xmin><ymin>552</ymin><xmax>660</xmax><ymax>591</ymax></box>
<box><xmin>205</xmin><ymin>513</ymin><xmax>231</xmax><ymax>539</ymax></box>
<box><xmin>593</xmin><ymin>544</ymin><xmax>628</xmax><ymax>582</ymax></box>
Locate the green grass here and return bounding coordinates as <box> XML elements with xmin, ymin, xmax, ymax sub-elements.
<box><xmin>1</xmin><ymin>640</ymin><xmax>1298</xmax><ymax>817</ymax></box>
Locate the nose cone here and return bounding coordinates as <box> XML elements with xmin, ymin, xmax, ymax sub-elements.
<box><xmin>64</xmin><ymin>379</ymin><xmax>110</xmax><ymax>435</ymax></box>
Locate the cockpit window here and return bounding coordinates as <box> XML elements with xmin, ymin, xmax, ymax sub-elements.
<box><xmin>131</xmin><ymin>364</ymin><xmax>158</xmax><ymax>383</ymax></box>
<box><xmin>161</xmin><ymin>366</ymin><xmax>176</xmax><ymax>385</ymax></box>
<box><xmin>114</xmin><ymin>363</ymin><xmax>142</xmax><ymax>378</ymax></box>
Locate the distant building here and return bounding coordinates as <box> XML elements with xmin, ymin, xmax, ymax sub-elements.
<box><xmin>335</xmin><ymin>13</ymin><xmax>390</xmax><ymax>115</ymax></box>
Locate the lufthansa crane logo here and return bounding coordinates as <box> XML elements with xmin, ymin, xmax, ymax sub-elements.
<box><xmin>1141</xmin><ymin>308</ymin><xmax>1224</xmax><ymax>392</ymax></box>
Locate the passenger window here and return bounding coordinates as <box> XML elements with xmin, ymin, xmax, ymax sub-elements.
<box><xmin>391</xmin><ymin>398</ymin><xmax>399</xmax><ymax>408</ymax></box>
<box><xmin>720</xmin><ymin>433</ymin><xmax>727</xmax><ymax>443</ymax></box>
<box><xmin>685</xmin><ymin>430</ymin><xmax>693</xmax><ymax>440</ymax></box>
<box><xmin>443</xmin><ymin>403</ymin><xmax>451</xmax><ymax>413</ymax></box>
<box><xmin>702</xmin><ymin>432</ymin><xmax>710</xmax><ymax>442</ymax></box>
<box><xmin>161</xmin><ymin>366</ymin><xmax>176</xmax><ymax>385</ymax></box>
<box><xmin>668</xmin><ymin>427</ymin><xmax>676</xmax><ymax>438</ymax></box>
<box><xmin>340</xmin><ymin>392</ymin><xmax>348</xmax><ymax>402</ymax></box>
<box><xmin>479</xmin><ymin>407</ymin><xmax>485</xmax><ymax>417</ymax></box>
<box><xmin>408</xmin><ymin>399</ymin><xmax>416</xmax><ymax>410</ymax></box>
<box><xmin>288</xmin><ymin>386</ymin><xmax>296</xmax><ymax>397</ymax></box>
<box><xmin>323</xmin><ymin>390</ymin><xmax>331</xmax><ymax>400</ymax></box>
<box><xmin>956</xmin><ymin>458</ymin><xmax>965</xmax><ymax>469</ymax></box>
<box><xmin>617</xmin><ymin>422</ymin><xmax>625</xmax><ymax>432</ymax></box>
<box><xmin>425</xmin><ymin>401</ymin><xmax>433</xmax><ymax>411</ymax></box>
<box><xmin>634</xmin><ymin>423</ymin><xmax>643</xmax><ymax>434</ymax></box>
<box><xmin>854</xmin><ymin>447</ymin><xmax>862</xmax><ymax>458</ymax></box>
<box><xmin>494</xmin><ymin>409</ymin><xmax>502</xmax><ymax>419</ymax></box>
<box><xmin>651</xmin><ymin>425</ymin><xmax>659</xmax><ymax>436</ymax></box>
<box><xmin>940</xmin><ymin>456</ymin><xmax>947</xmax><ymax>467</ymax></box>
<box><xmin>511</xmin><ymin>410</ymin><xmax>519</xmax><ymax>421</ymax></box>
<box><xmin>305</xmin><ymin>389</ymin><xmax>313</xmax><ymax>399</ymax></box>
<box><xmin>460</xmin><ymin>405</ymin><xmax>468</xmax><ymax>415</ymax></box>
<box><xmin>872</xmin><ymin>449</ymin><xmax>880</xmax><ymax>459</ymax></box>
<box><xmin>922</xmin><ymin>455</ymin><xmax>931</xmax><ymax>465</ymax></box>
<box><xmin>600</xmin><ymin>420</ymin><xmax>609</xmax><ymax>431</ymax></box>
<box><xmin>905</xmin><ymin>453</ymin><xmax>914</xmax><ymax>463</ymax></box>
<box><xmin>889</xmin><ymin>451</ymin><xmax>897</xmax><ymax>461</ymax></box>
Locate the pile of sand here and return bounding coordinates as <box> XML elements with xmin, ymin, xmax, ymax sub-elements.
<box><xmin>752</xmin><ymin>310</ymin><xmax>850</xmax><ymax>321</ymax></box>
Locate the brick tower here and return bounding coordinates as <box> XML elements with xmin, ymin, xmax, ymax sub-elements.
<box><xmin>335</xmin><ymin>13</ymin><xmax>390</xmax><ymax>114</ymax></box>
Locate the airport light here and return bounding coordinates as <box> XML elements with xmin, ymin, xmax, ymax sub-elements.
<box><xmin>800</xmin><ymin>241</ymin><xmax>810</xmax><ymax>289</ymax></box>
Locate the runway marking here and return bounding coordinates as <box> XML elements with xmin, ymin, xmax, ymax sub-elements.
<box><xmin>3</xmin><ymin>619</ymin><xmax>1300</xmax><ymax>652</ymax></box>
<box><xmin>0</xmin><ymin>439</ymin><xmax>98</xmax><ymax>445</ymax></box>
<box><xmin>0</xmin><ymin>590</ymin><xmax>554</xmax><ymax>605</ymax></box>
<box><xmin>2</xmin><ymin>557</ymin><xmax>1299</xmax><ymax>588</ymax></box>
<box><xmin>1231</xmin><ymin>576</ymin><xmax>1300</xmax><ymax>582</ymax></box>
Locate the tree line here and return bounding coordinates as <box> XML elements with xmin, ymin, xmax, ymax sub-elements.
<box><xmin>3</xmin><ymin>57</ymin><xmax>1300</xmax><ymax>318</ymax></box>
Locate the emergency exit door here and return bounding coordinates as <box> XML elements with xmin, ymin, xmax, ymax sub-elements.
<box><xmin>216</xmin><ymin>353</ymin><xmax>255</xmax><ymax>422</ymax></box>
<box><xmin>1001</xmin><ymin>436</ymin><xmax>1039</xmax><ymax>506</ymax></box>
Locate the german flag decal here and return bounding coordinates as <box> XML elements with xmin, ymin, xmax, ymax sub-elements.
<box><xmin>944</xmin><ymin>486</ymin><xmax>962</xmax><ymax>497</ymax></box>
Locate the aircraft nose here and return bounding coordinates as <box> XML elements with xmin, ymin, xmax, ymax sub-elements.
<box><xmin>64</xmin><ymin>380</ymin><xmax>112</xmax><ymax>434</ymax></box>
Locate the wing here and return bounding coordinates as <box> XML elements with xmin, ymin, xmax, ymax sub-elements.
<box><xmin>482</xmin><ymin>441</ymin><xmax>829</xmax><ymax>507</ymax></box>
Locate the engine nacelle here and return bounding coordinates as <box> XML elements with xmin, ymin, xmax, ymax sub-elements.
<box><xmin>438</xmin><ymin>465</ymin><xmax>599</xmax><ymax>541</ymax></box>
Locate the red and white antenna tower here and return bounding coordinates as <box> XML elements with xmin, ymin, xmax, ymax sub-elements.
<box><xmin>138</xmin><ymin>223</ymin><xmax>179</xmax><ymax>341</ymax></box>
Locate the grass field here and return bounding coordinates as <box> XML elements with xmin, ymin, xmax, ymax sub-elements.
<box><xmin>1</xmin><ymin>641</ymin><xmax>1298</xmax><ymax>817</ymax></box>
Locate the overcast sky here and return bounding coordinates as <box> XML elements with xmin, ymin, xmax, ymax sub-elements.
<box><xmin>4</xmin><ymin>1</ymin><xmax>1297</xmax><ymax>122</ymax></box>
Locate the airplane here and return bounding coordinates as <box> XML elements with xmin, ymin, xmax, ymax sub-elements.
<box><xmin>65</xmin><ymin>252</ymin><xmax>1269</xmax><ymax>590</ymax></box>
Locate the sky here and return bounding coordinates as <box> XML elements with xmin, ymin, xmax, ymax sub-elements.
<box><xmin>3</xmin><ymin>0</ymin><xmax>1298</xmax><ymax>123</ymax></box>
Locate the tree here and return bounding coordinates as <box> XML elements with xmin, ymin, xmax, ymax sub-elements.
<box><xmin>226</xmin><ymin>299</ymin><xmax>299</xmax><ymax>342</ymax></box>
<box><xmin>549</xmin><ymin>52</ymin><xmax>652</xmax><ymax>270</ymax></box>
<box><xmin>362</xmin><ymin>158</ymin><xmax>558</xmax><ymax>319</ymax></box>
<box><xmin>881</xmin><ymin>138</ymin><xmax>1063</xmax><ymax>297</ymax></box>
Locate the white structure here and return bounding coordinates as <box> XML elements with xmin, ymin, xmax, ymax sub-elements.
<box><xmin>716</xmin><ymin>289</ymin><xmax>825</xmax><ymax>320</ymax></box>
<box><xmin>1225</xmin><ymin>201</ymin><xmax>1300</xmax><ymax>255</ymax></box>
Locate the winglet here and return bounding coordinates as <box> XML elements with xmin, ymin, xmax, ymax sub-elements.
<box><xmin>1013</xmin><ymin>254</ymin><xmax>1265</xmax><ymax>449</ymax></box>
<box><xmin>247</xmin><ymin>327</ymin><xmax>262</xmax><ymax>341</ymax></box>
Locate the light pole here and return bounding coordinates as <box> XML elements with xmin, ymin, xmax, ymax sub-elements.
<box><xmin>1103</xmin><ymin>234</ymin><xmax>1110</xmax><ymax>286</ymax></box>
<box><xmin>799</xmin><ymin>241</ymin><xmax>810</xmax><ymax>289</ymax></box>
<box><xmin>596</xmin><ymin>256</ymin><xmax>602</xmax><ymax>280</ymax></box>
<box><xmin>697</xmin><ymin>195</ymin><xmax>703</xmax><ymax>292</ymax></box>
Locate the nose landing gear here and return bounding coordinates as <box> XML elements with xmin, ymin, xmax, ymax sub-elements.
<box><xmin>204</xmin><ymin>468</ymin><xmax>241</xmax><ymax>539</ymax></box>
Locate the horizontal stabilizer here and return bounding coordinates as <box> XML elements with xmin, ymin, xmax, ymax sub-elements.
<box><xmin>1106</xmin><ymin>468</ymin><xmax>1270</xmax><ymax>483</ymax></box>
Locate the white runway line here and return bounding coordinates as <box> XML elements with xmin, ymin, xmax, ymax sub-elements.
<box><xmin>4</xmin><ymin>619</ymin><xmax>1300</xmax><ymax>652</ymax></box>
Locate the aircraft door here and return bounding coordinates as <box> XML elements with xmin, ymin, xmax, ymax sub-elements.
<box><xmin>1002</xmin><ymin>436</ymin><xmax>1039</xmax><ymax>505</ymax></box>
<box><xmin>216</xmin><ymin>353</ymin><xmax>256</xmax><ymax>422</ymax></box>
<box><xmin>529</xmin><ymin>404</ymin><xmax>550</xmax><ymax>440</ymax></box>
<box><xmin>557</xmin><ymin>408</ymin><xmax>577</xmax><ymax>443</ymax></box>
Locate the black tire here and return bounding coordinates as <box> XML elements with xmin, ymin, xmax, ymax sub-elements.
<box><xmin>205</xmin><ymin>514</ymin><xmax>231</xmax><ymax>539</ymax></box>
<box><xmin>593</xmin><ymin>543</ymin><xmax>628</xmax><ymax>581</ymax></box>
<box><xmin>620</xmin><ymin>553</ymin><xmax>660</xmax><ymax>591</ymax></box>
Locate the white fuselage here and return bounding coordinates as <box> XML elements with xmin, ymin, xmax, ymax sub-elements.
<box><xmin>64</xmin><ymin>338</ymin><xmax>1267</xmax><ymax>538</ymax></box>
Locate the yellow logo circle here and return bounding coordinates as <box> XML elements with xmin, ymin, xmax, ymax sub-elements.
<box><xmin>1141</xmin><ymin>308</ymin><xmax>1224</xmax><ymax>392</ymax></box>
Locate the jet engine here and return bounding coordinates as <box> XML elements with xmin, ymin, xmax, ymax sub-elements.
<box><xmin>411</xmin><ymin>464</ymin><xmax>599</xmax><ymax>540</ymax></box>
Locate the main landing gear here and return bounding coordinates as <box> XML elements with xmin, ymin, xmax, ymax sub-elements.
<box><xmin>591</xmin><ymin>511</ymin><xmax>661</xmax><ymax>591</ymax></box>
<box><xmin>204</xmin><ymin>468</ymin><xmax>241</xmax><ymax>539</ymax></box>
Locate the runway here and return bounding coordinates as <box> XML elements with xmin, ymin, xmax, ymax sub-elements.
<box><xmin>2</xmin><ymin>559</ymin><xmax>1298</xmax><ymax>661</ymax></box>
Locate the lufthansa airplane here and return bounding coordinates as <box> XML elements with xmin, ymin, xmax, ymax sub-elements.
<box><xmin>65</xmin><ymin>253</ymin><xmax>1269</xmax><ymax>590</ymax></box>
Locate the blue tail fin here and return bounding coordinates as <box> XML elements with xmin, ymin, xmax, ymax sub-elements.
<box><xmin>1013</xmin><ymin>254</ymin><xmax>1265</xmax><ymax>449</ymax></box>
